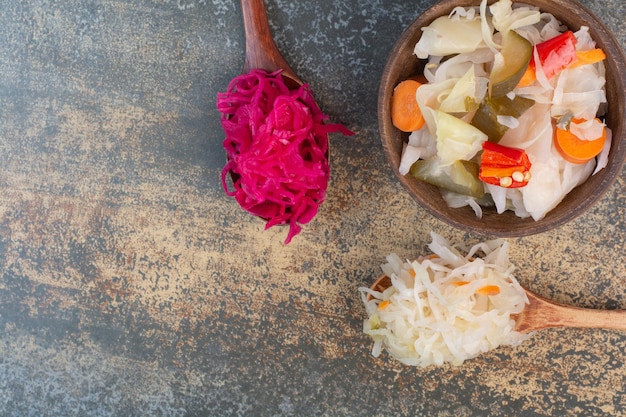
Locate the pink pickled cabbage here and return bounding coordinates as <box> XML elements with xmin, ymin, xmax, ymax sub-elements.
<box><xmin>218</xmin><ymin>69</ymin><xmax>352</xmax><ymax>244</ymax></box>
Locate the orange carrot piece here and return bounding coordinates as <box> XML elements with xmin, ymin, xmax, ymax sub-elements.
<box><xmin>453</xmin><ymin>281</ymin><xmax>500</xmax><ymax>295</ymax></box>
<box><xmin>391</xmin><ymin>79</ymin><xmax>425</xmax><ymax>132</ymax></box>
<box><xmin>476</xmin><ymin>285</ymin><xmax>501</xmax><ymax>296</ymax></box>
<box><xmin>378</xmin><ymin>300</ymin><xmax>390</xmax><ymax>310</ymax></box>
<box><xmin>568</xmin><ymin>48</ymin><xmax>606</xmax><ymax>69</ymax></box>
<box><xmin>409</xmin><ymin>269</ymin><xmax>416</xmax><ymax>278</ymax></box>
<box><xmin>516</xmin><ymin>64</ymin><xmax>536</xmax><ymax>88</ymax></box>
<box><xmin>554</xmin><ymin>118</ymin><xmax>606</xmax><ymax>164</ymax></box>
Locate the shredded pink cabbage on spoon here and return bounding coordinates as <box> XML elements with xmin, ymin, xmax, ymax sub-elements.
<box><xmin>218</xmin><ymin>69</ymin><xmax>352</xmax><ymax>244</ymax></box>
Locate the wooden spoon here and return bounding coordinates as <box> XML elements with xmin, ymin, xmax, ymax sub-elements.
<box><xmin>241</xmin><ymin>0</ymin><xmax>303</xmax><ymax>87</ymax></box>
<box><xmin>238</xmin><ymin>0</ymin><xmax>336</xmax><ymax>169</ymax></box>
<box><xmin>368</xmin><ymin>274</ymin><xmax>626</xmax><ymax>333</ymax></box>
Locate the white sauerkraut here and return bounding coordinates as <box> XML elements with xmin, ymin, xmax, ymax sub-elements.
<box><xmin>360</xmin><ymin>232</ymin><xmax>530</xmax><ymax>367</ymax></box>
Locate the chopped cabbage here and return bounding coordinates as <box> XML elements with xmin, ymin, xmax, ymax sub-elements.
<box><xmin>414</xmin><ymin>15</ymin><xmax>485</xmax><ymax>59</ymax></box>
<box><xmin>551</xmin><ymin>65</ymin><xmax>607</xmax><ymax>121</ymax></box>
<box><xmin>416</xmin><ymin>78</ymin><xmax>459</xmax><ymax>116</ymax></box>
<box><xmin>519</xmin><ymin>157</ymin><xmax>594</xmax><ymax>220</ymax></box>
<box><xmin>593</xmin><ymin>127</ymin><xmax>612</xmax><ymax>175</ymax></box>
<box><xmin>360</xmin><ymin>232</ymin><xmax>530</xmax><ymax>367</ymax></box>
<box><xmin>434</xmin><ymin>110</ymin><xmax>487</xmax><ymax>166</ymax></box>
<box><xmin>414</xmin><ymin>79</ymin><xmax>487</xmax><ymax>166</ymax></box>
<box><xmin>399</xmin><ymin>127</ymin><xmax>437</xmax><ymax>175</ymax></box>
<box><xmin>439</xmin><ymin>66</ymin><xmax>488</xmax><ymax>113</ymax></box>
<box><xmin>425</xmin><ymin>49</ymin><xmax>493</xmax><ymax>84</ymax></box>
<box><xmin>499</xmin><ymin>104</ymin><xmax>553</xmax><ymax>160</ymax></box>
<box><xmin>574</xmin><ymin>26</ymin><xmax>597</xmax><ymax>51</ymax></box>
<box><xmin>569</xmin><ymin>118</ymin><xmax>605</xmax><ymax>141</ymax></box>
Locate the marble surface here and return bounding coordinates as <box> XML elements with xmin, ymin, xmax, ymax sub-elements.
<box><xmin>0</xmin><ymin>0</ymin><xmax>624</xmax><ymax>415</ymax></box>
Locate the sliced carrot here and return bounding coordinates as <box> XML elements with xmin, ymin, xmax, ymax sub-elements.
<box><xmin>378</xmin><ymin>300</ymin><xmax>391</xmax><ymax>310</ymax></box>
<box><xmin>568</xmin><ymin>48</ymin><xmax>606</xmax><ymax>69</ymax></box>
<box><xmin>452</xmin><ymin>281</ymin><xmax>500</xmax><ymax>295</ymax></box>
<box><xmin>516</xmin><ymin>64</ymin><xmax>536</xmax><ymax>88</ymax></box>
<box><xmin>476</xmin><ymin>285</ymin><xmax>501</xmax><ymax>296</ymax></box>
<box><xmin>409</xmin><ymin>268</ymin><xmax>416</xmax><ymax>278</ymax></box>
<box><xmin>554</xmin><ymin>118</ymin><xmax>606</xmax><ymax>164</ymax></box>
<box><xmin>391</xmin><ymin>79</ymin><xmax>425</xmax><ymax>132</ymax></box>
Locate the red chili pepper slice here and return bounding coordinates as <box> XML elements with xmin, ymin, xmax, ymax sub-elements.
<box><xmin>479</xmin><ymin>142</ymin><xmax>532</xmax><ymax>188</ymax></box>
<box><xmin>531</xmin><ymin>31</ymin><xmax>578</xmax><ymax>79</ymax></box>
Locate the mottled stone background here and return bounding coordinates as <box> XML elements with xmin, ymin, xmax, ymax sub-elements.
<box><xmin>0</xmin><ymin>0</ymin><xmax>624</xmax><ymax>416</ymax></box>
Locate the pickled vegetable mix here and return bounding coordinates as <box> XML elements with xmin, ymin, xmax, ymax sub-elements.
<box><xmin>218</xmin><ymin>69</ymin><xmax>353</xmax><ymax>244</ymax></box>
<box><xmin>395</xmin><ymin>0</ymin><xmax>610</xmax><ymax>220</ymax></box>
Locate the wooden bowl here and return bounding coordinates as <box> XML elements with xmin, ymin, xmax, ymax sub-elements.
<box><xmin>378</xmin><ymin>0</ymin><xmax>626</xmax><ymax>237</ymax></box>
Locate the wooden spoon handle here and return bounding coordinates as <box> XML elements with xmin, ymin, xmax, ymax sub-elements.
<box><xmin>240</xmin><ymin>0</ymin><xmax>301</xmax><ymax>83</ymax></box>
<box><xmin>514</xmin><ymin>289</ymin><xmax>626</xmax><ymax>333</ymax></box>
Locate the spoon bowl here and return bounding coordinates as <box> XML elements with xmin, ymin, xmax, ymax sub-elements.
<box><xmin>368</xmin><ymin>273</ymin><xmax>626</xmax><ymax>333</ymax></box>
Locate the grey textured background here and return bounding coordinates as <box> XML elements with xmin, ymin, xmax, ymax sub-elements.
<box><xmin>0</xmin><ymin>0</ymin><xmax>624</xmax><ymax>416</ymax></box>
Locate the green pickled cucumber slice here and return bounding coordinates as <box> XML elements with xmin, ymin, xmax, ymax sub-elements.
<box><xmin>471</xmin><ymin>95</ymin><xmax>535</xmax><ymax>142</ymax></box>
<box><xmin>409</xmin><ymin>158</ymin><xmax>484</xmax><ymax>199</ymax></box>
<box><xmin>489</xmin><ymin>30</ymin><xmax>532</xmax><ymax>98</ymax></box>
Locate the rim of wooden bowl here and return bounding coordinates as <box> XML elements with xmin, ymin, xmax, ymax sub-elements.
<box><xmin>378</xmin><ymin>0</ymin><xmax>626</xmax><ymax>237</ymax></box>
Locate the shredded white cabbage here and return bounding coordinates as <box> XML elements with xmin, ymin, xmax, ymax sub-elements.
<box><xmin>496</xmin><ymin>115</ymin><xmax>520</xmax><ymax>129</ymax></box>
<box><xmin>479</xmin><ymin>0</ymin><xmax>499</xmax><ymax>53</ymax></box>
<box><xmin>424</xmin><ymin>49</ymin><xmax>493</xmax><ymax>84</ymax></box>
<box><xmin>360</xmin><ymin>232</ymin><xmax>530</xmax><ymax>367</ymax></box>
<box><xmin>569</xmin><ymin>118</ymin><xmax>605</xmax><ymax>141</ymax></box>
<box><xmin>593</xmin><ymin>127</ymin><xmax>612</xmax><ymax>175</ymax></box>
<box><xmin>490</xmin><ymin>0</ymin><xmax>540</xmax><ymax>34</ymax></box>
<box><xmin>441</xmin><ymin>191</ymin><xmax>485</xmax><ymax>218</ymax></box>
<box><xmin>399</xmin><ymin>127</ymin><xmax>437</xmax><ymax>175</ymax></box>
<box><xmin>449</xmin><ymin>6</ymin><xmax>477</xmax><ymax>21</ymax></box>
